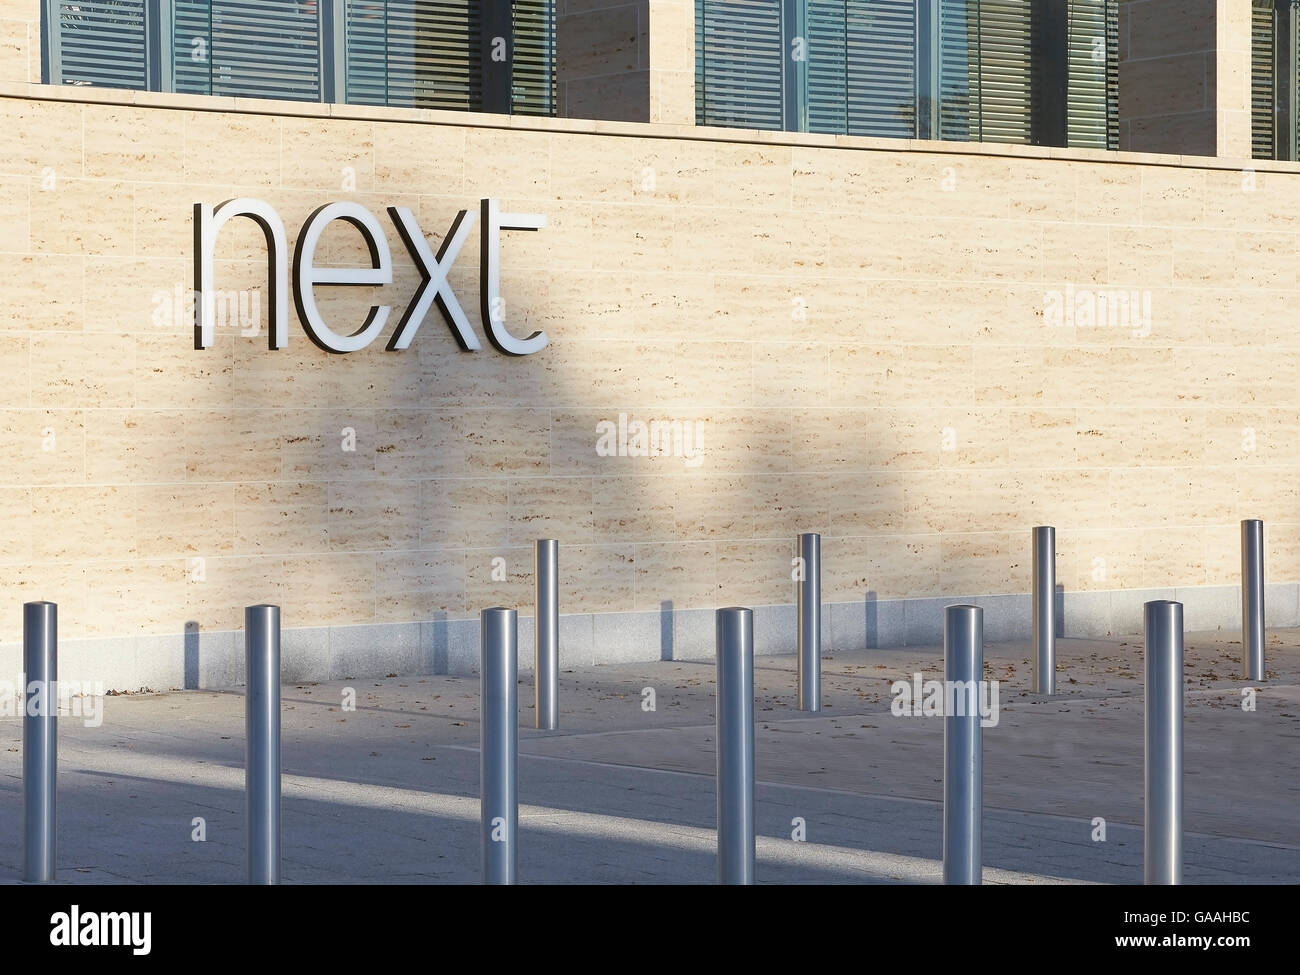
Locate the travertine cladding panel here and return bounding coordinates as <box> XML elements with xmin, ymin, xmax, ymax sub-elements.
<box><xmin>556</xmin><ymin>0</ymin><xmax>694</xmax><ymax>124</ymax></box>
<box><xmin>1212</xmin><ymin>0</ymin><xmax>1253</xmax><ymax>159</ymax></box>
<box><xmin>1118</xmin><ymin>0</ymin><xmax>1252</xmax><ymax>157</ymax></box>
<box><xmin>0</xmin><ymin>1</ymin><xmax>39</xmax><ymax>86</ymax></box>
<box><xmin>0</xmin><ymin>88</ymin><xmax>1298</xmax><ymax>653</ymax></box>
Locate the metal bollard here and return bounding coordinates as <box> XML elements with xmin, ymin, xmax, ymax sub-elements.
<box><xmin>481</xmin><ymin>607</ymin><xmax>518</xmax><ymax>885</ymax></box>
<box><xmin>23</xmin><ymin>601</ymin><xmax>57</xmax><ymax>883</ymax></box>
<box><xmin>1032</xmin><ymin>526</ymin><xmax>1056</xmax><ymax>694</ymax></box>
<box><xmin>245</xmin><ymin>604</ymin><xmax>281</xmax><ymax>885</ymax></box>
<box><xmin>1144</xmin><ymin>600</ymin><xmax>1183</xmax><ymax>885</ymax></box>
<box><xmin>797</xmin><ymin>533</ymin><xmax>821</xmax><ymax>712</ymax></box>
<box><xmin>943</xmin><ymin>604</ymin><xmax>983</xmax><ymax>885</ymax></box>
<box><xmin>1241</xmin><ymin>520</ymin><xmax>1265</xmax><ymax>682</ymax></box>
<box><xmin>534</xmin><ymin>539</ymin><xmax>559</xmax><ymax>730</ymax></box>
<box><xmin>716</xmin><ymin>607</ymin><xmax>755</xmax><ymax>885</ymax></box>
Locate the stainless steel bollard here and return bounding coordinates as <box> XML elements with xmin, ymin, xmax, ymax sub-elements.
<box><xmin>1032</xmin><ymin>526</ymin><xmax>1056</xmax><ymax>694</ymax></box>
<box><xmin>943</xmin><ymin>604</ymin><xmax>983</xmax><ymax>885</ymax></box>
<box><xmin>245</xmin><ymin>604</ymin><xmax>281</xmax><ymax>885</ymax></box>
<box><xmin>1144</xmin><ymin>600</ymin><xmax>1183</xmax><ymax>885</ymax></box>
<box><xmin>534</xmin><ymin>539</ymin><xmax>559</xmax><ymax>730</ymax></box>
<box><xmin>481</xmin><ymin>607</ymin><xmax>518</xmax><ymax>885</ymax></box>
<box><xmin>23</xmin><ymin>601</ymin><xmax>57</xmax><ymax>883</ymax></box>
<box><xmin>716</xmin><ymin>607</ymin><xmax>755</xmax><ymax>885</ymax></box>
<box><xmin>1241</xmin><ymin>519</ymin><xmax>1265</xmax><ymax>682</ymax></box>
<box><xmin>797</xmin><ymin>532</ymin><xmax>821</xmax><ymax>712</ymax></box>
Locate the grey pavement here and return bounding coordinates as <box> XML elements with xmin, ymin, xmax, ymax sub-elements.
<box><xmin>1</xmin><ymin>628</ymin><xmax>1297</xmax><ymax>884</ymax></box>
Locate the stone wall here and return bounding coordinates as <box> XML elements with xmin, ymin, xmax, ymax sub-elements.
<box><xmin>0</xmin><ymin>81</ymin><xmax>1298</xmax><ymax>688</ymax></box>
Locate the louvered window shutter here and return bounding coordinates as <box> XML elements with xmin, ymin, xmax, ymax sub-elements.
<box><xmin>1252</xmin><ymin>1</ymin><xmax>1277</xmax><ymax>159</ymax></box>
<box><xmin>807</xmin><ymin>0</ymin><xmax>918</xmax><ymax>137</ymax></box>
<box><xmin>807</xmin><ymin>0</ymin><xmax>848</xmax><ymax>133</ymax></box>
<box><xmin>696</xmin><ymin>0</ymin><xmax>786</xmax><ymax>129</ymax></box>
<box><xmin>343</xmin><ymin>1</ymin><xmax>483</xmax><ymax>111</ymax></box>
<box><xmin>938</xmin><ymin>0</ymin><xmax>974</xmax><ymax>141</ymax></box>
<box><xmin>1066</xmin><ymin>0</ymin><xmax>1117</xmax><ymax>150</ymax></box>
<box><xmin>340</xmin><ymin>1</ymin><xmax>389</xmax><ymax>105</ymax></box>
<box><xmin>937</xmin><ymin>0</ymin><xmax>1112</xmax><ymax>149</ymax></box>
<box><xmin>968</xmin><ymin>0</ymin><xmax>1034</xmax><ymax>144</ymax></box>
<box><xmin>175</xmin><ymin>1</ymin><xmax>321</xmax><ymax>101</ymax></box>
<box><xmin>50</xmin><ymin>1</ymin><xmax>550</xmax><ymax>113</ymax></box>
<box><xmin>172</xmin><ymin>2</ymin><xmax>210</xmax><ymax>94</ymax></box>
<box><xmin>511</xmin><ymin>0</ymin><xmax>556</xmax><ymax>115</ymax></box>
<box><xmin>845</xmin><ymin>0</ymin><xmax>918</xmax><ymax>137</ymax></box>
<box><xmin>52</xmin><ymin>0</ymin><xmax>149</xmax><ymax>90</ymax></box>
<box><xmin>1251</xmin><ymin>0</ymin><xmax>1300</xmax><ymax>162</ymax></box>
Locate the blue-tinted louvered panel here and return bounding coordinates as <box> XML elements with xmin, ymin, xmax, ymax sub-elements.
<box><xmin>697</xmin><ymin>0</ymin><xmax>785</xmax><ymax>129</ymax></box>
<box><xmin>807</xmin><ymin>0</ymin><xmax>848</xmax><ymax>134</ymax></box>
<box><xmin>342</xmin><ymin>1</ymin><xmax>386</xmax><ymax>104</ymax></box>
<box><xmin>173</xmin><ymin>1</ymin><xmax>211</xmax><ymax>94</ymax></box>
<box><xmin>845</xmin><ymin>0</ymin><xmax>917</xmax><ymax>137</ymax></box>
<box><xmin>55</xmin><ymin>0</ymin><xmax>148</xmax><ymax>90</ymax></box>
<box><xmin>809</xmin><ymin>0</ymin><xmax>916</xmax><ymax>138</ymax></box>
<box><xmin>175</xmin><ymin>1</ymin><xmax>320</xmax><ymax>101</ymax></box>
<box><xmin>938</xmin><ymin>0</ymin><xmax>973</xmax><ymax>141</ymax></box>
<box><xmin>344</xmin><ymin>0</ymin><xmax>481</xmax><ymax>111</ymax></box>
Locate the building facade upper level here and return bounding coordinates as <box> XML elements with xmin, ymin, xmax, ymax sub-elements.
<box><xmin>0</xmin><ymin>1</ymin><xmax>1293</xmax><ymax>161</ymax></box>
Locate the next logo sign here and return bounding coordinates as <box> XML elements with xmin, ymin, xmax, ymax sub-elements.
<box><xmin>193</xmin><ymin>197</ymin><xmax>547</xmax><ymax>356</ymax></box>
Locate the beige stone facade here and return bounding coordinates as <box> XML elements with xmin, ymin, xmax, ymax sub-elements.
<box><xmin>2</xmin><ymin>24</ymin><xmax>1299</xmax><ymax>686</ymax></box>
<box><xmin>557</xmin><ymin>0</ymin><xmax>695</xmax><ymax>124</ymax></box>
<box><xmin>0</xmin><ymin>1</ymin><xmax>39</xmax><ymax>88</ymax></box>
<box><xmin>1118</xmin><ymin>0</ymin><xmax>1254</xmax><ymax>157</ymax></box>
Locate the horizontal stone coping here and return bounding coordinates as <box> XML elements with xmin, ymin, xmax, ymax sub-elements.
<box><xmin>3</xmin><ymin>80</ymin><xmax>1298</xmax><ymax>176</ymax></box>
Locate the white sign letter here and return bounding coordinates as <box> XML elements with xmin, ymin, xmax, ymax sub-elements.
<box><xmin>292</xmin><ymin>202</ymin><xmax>393</xmax><ymax>354</ymax></box>
<box><xmin>480</xmin><ymin>198</ymin><xmax>548</xmax><ymax>356</ymax></box>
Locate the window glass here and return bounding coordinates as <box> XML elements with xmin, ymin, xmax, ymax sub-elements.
<box><xmin>47</xmin><ymin>0</ymin><xmax>554</xmax><ymax>113</ymax></box>
<box><xmin>808</xmin><ymin>0</ymin><xmax>919</xmax><ymax>138</ymax></box>
<box><xmin>1252</xmin><ymin>1</ymin><xmax>1276</xmax><ymax>159</ymax></box>
<box><xmin>176</xmin><ymin>1</ymin><xmax>321</xmax><ymax>101</ymax></box>
<box><xmin>344</xmin><ymin>0</ymin><xmax>481</xmax><ymax>110</ymax></box>
<box><xmin>53</xmin><ymin>0</ymin><xmax>148</xmax><ymax>90</ymax></box>
<box><xmin>700</xmin><ymin>0</ymin><xmax>1117</xmax><ymax>150</ymax></box>
<box><xmin>1067</xmin><ymin>0</ymin><xmax>1118</xmax><ymax>149</ymax></box>
<box><xmin>696</xmin><ymin>0</ymin><xmax>785</xmax><ymax>130</ymax></box>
